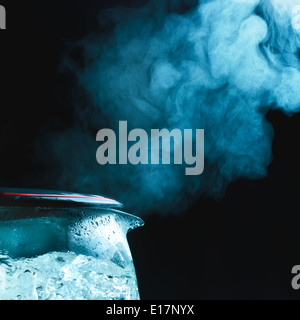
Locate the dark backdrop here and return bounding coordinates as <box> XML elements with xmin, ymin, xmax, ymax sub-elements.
<box><xmin>1</xmin><ymin>0</ymin><xmax>300</xmax><ymax>300</ymax></box>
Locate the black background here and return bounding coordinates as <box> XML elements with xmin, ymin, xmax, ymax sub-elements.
<box><xmin>1</xmin><ymin>0</ymin><xmax>300</xmax><ymax>300</ymax></box>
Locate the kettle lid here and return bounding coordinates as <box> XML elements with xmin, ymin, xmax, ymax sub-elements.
<box><xmin>0</xmin><ymin>187</ymin><xmax>123</xmax><ymax>209</ymax></box>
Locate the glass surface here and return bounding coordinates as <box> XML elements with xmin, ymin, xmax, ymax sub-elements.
<box><xmin>0</xmin><ymin>208</ymin><xmax>144</xmax><ymax>300</ymax></box>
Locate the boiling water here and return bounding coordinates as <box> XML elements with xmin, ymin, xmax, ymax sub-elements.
<box><xmin>0</xmin><ymin>252</ymin><xmax>140</xmax><ymax>300</ymax></box>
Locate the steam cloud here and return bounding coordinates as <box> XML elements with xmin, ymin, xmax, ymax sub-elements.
<box><xmin>35</xmin><ymin>0</ymin><xmax>300</xmax><ymax>215</ymax></box>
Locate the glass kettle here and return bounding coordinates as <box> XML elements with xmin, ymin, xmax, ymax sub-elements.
<box><xmin>0</xmin><ymin>188</ymin><xmax>144</xmax><ymax>300</ymax></box>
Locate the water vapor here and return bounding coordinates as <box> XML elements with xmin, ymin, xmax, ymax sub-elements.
<box><xmin>35</xmin><ymin>0</ymin><xmax>300</xmax><ymax>215</ymax></box>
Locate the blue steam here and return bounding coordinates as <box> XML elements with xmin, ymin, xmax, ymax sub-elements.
<box><xmin>39</xmin><ymin>0</ymin><xmax>300</xmax><ymax>215</ymax></box>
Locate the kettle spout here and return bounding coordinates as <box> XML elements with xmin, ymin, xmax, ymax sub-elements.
<box><xmin>111</xmin><ymin>209</ymin><xmax>145</xmax><ymax>234</ymax></box>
